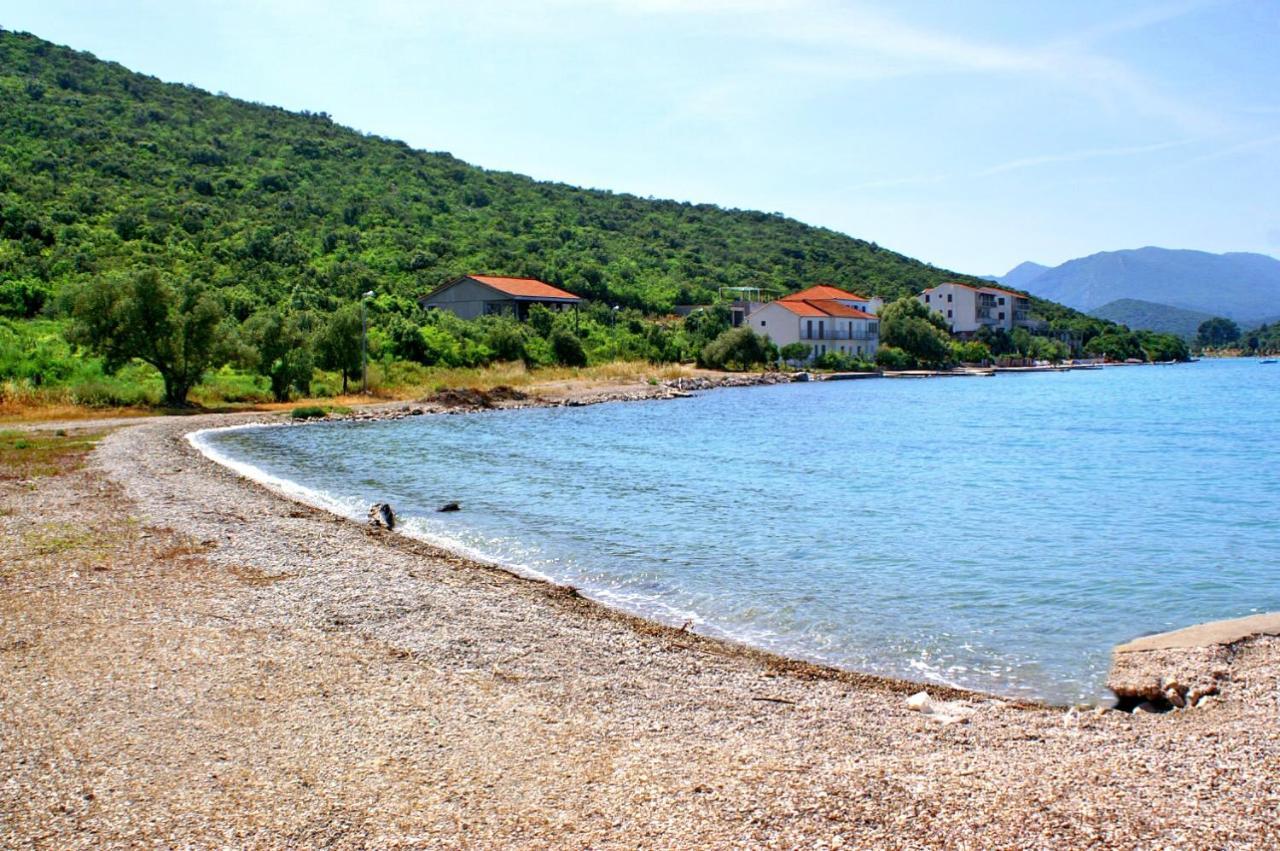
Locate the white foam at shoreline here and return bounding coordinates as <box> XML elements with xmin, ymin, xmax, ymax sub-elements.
<box><xmin>186</xmin><ymin>423</ymin><xmax>757</xmax><ymax>657</ymax></box>
<box><xmin>185</xmin><ymin>421</ymin><xmax>1052</xmax><ymax>702</ymax></box>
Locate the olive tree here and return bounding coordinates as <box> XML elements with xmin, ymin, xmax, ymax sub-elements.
<box><xmin>243</xmin><ymin>307</ymin><xmax>314</xmax><ymax>401</ymax></box>
<box><xmin>67</xmin><ymin>269</ymin><xmax>227</xmax><ymax>406</ymax></box>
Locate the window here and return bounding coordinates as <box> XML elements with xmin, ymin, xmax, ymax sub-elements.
<box><xmin>947</xmin><ymin>309</ymin><xmax>953</xmax><ymax>318</ymax></box>
<box><xmin>947</xmin><ymin>293</ymin><xmax>953</xmax><ymax>302</ymax></box>
<box><xmin>998</xmin><ymin>311</ymin><xmax>1005</xmax><ymax>320</ymax></box>
<box><xmin>998</xmin><ymin>297</ymin><xmax>1005</xmax><ymax>305</ymax></box>
<box><xmin>760</xmin><ymin>320</ymin><xmax>766</xmax><ymax>327</ymax></box>
<box><xmin>818</xmin><ymin>320</ymin><xmax>825</xmax><ymax>338</ymax></box>
<box><xmin>925</xmin><ymin>294</ymin><xmax>931</xmax><ymax>302</ymax></box>
<box><xmin>806</xmin><ymin>319</ymin><xmax>813</xmax><ymax>338</ymax></box>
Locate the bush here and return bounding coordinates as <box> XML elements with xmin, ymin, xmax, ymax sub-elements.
<box><xmin>950</xmin><ymin>340</ymin><xmax>992</xmax><ymax>364</ymax></box>
<box><xmin>550</xmin><ymin>327</ymin><xmax>587</xmax><ymax>366</ymax></box>
<box><xmin>779</xmin><ymin>342</ymin><xmax>810</xmax><ymax>365</ymax></box>
<box><xmin>813</xmin><ymin>350</ymin><xmax>873</xmax><ymax>371</ymax></box>
<box><xmin>0</xmin><ymin>279</ymin><xmax>51</xmax><ymax>318</ymax></box>
<box><xmin>699</xmin><ymin>327</ymin><xmax>776</xmax><ymax>370</ymax></box>
<box><xmin>874</xmin><ymin>345</ymin><xmax>913</xmax><ymax>370</ymax></box>
<box><xmin>290</xmin><ymin>405</ymin><xmax>327</xmax><ymax>419</ymax></box>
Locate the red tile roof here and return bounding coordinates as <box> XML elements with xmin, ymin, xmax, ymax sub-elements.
<box><xmin>780</xmin><ymin>285</ymin><xmax>869</xmax><ymax>303</ymax></box>
<box><xmin>980</xmin><ymin>285</ymin><xmax>1029</xmax><ymax>299</ymax></box>
<box><xmin>925</xmin><ymin>281</ymin><xmax>1028</xmax><ymax>299</ymax></box>
<box><xmin>464</xmin><ymin>275</ymin><xmax>580</xmax><ymax>300</ymax></box>
<box><xmin>774</xmin><ymin>299</ymin><xmax>876</xmax><ymax>319</ymax></box>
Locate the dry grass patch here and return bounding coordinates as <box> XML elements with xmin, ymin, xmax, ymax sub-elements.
<box><xmin>19</xmin><ymin>522</ymin><xmax>97</xmax><ymax>556</ymax></box>
<box><xmin>0</xmin><ymin>429</ymin><xmax>104</xmax><ymax>480</ymax></box>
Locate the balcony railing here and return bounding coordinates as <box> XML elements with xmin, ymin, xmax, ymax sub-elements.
<box><xmin>801</xmin><ymin>330</ymin><xmax>877</xmax><ymax>341</ymax></box>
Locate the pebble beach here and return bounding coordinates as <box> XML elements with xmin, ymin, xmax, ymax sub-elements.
<box><xmin>2</xmin><ymin>384</ymin><xmax>1279</xmax><ymax>848</ymax></box>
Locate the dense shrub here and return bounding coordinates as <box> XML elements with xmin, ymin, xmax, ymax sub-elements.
<box><xmin>0</xmin><ymin>279</ymin><xmax>51</xmax><ymax>318</ymax></box>
<box><xmin>874</xmin><ymin>345</ymin><xmax>913</xmax><ymax>370</ymax></box>
<box><xmin>550</xmin><ymin>327</ymin><xmax>587</xmax><ymax>366</ymax></box>
<box><xmin>699</xmin><ymin>327</ymin><xmax>777</xmax><ymax>370</ymax></box>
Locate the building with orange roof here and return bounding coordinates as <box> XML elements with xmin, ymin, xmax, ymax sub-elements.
<box><xmin>745</xmin><ymin>285</ymin><xmax>881</xmax><ymax>361</ymax></box>
<box><xmin>917</xmin><ymin>282</ymin><xmax>1036</xmax><ymax>336</ymax></box>
<box><xmin>419</xmin><ymin>275</ymin><xmax>581</xmax><ymax>321</ymax></box>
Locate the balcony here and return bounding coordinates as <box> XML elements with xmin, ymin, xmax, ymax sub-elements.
<box><xmin>801</xmin><ymin>330</ymin><xmax>877</xmax><ymax>341</ymax></box>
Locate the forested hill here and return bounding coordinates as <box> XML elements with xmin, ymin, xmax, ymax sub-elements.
<box><xmin>0</xmin><ymin>28</ymin><xmax>990</xmax><ymax>317</ymax></box>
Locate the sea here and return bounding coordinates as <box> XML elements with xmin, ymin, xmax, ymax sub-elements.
<box><xmin>194</xmin><ymin>358</ymin><xmax>1280</xmax><ymax>705</ymax></box>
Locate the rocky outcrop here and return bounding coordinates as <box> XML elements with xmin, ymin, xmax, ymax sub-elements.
<box><xmin>1106</xmin><ymin>614</ymin><xmax>1280</xmax><ymax>712</ymax></box>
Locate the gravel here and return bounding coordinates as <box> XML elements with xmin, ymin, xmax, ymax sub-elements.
<box><xmin>2</xmin><ymin>404</ymin><xmax>1277</xmax><ymax>848</ymax></box>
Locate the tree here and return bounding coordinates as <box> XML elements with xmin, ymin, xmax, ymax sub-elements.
<box><xmin>1140</xmin><ymin>332</ymin><xmax>1190</xmax><ymax>362</ymax></box>
<box><xmin>779</xmin><ymin>341</ymin><xmax>810</xmax><ymax>365</ymax></box>
<box><xmin>550</xmin><ymin>327</ymin><xmax>587</xmax><ymax>367</ymax></box>
<box><xmin>951</xmin><ymin>340</ymin><xmax>992</xmax><ymax>364</ymax></box>
<box><xmin>0</xmin><ymin>278</ymin><xmax>50</xmax><ymax>318</ymax></box>
<box><xmin>1084</xmin><ymin>330</ymin><xmax>1143</xmax><ymax>361</ymax></box>
<box><xmin>874</xmin><ymin>345</ymin><xmax>912</xmax><ymax>370</ymax></box>
<box><xmin>314</xmin><ymin>304</ymin><xmax>363</xmax><ymax>393</ymax></box>
<box><xmin>1027</xmin><ymin>336</ymin><xmax>1069</xmax><ymax>364</ymax></box>
<box><xmin>67</xmin><ymin>270</ymin><xmax>227</xmax><ymax>406</ymax></box>
<box><xmin>243</xmin><ymin>307</ymin><xmax>313</xmax><ymax>401</ymax></box>
<box><xmin>878</xmin><ymin>297</ymin><xmax>952</xmax><ymax>367</ymax></box>
<box><xmin>1195</xmin><ymin>317</ymin><xmax>1240</xmax><ymax>349</ymax></box>
<box><xmin>699</xmin><ymin>327</ymin><xmax>777</xmax><ymax>370</ymax></box>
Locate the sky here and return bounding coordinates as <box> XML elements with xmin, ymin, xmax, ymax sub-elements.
<box><xmin>4</xmin><ymin>0</ymin><xmax>1279</xmax><ymax>276</ymax></box>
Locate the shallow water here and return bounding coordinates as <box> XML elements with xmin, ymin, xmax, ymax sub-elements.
<box><xmin>198</xmin><ymin>359</ymin><xmax>1280</xmax><ymax>704</ymax></box>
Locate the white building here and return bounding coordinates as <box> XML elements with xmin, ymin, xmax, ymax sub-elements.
<box><xmin>746</xmin><ymin>285</ymin><xmax>881</xmax><ymax>360</ymax></box>
<box><xmin>917</xmin><ymin>282</ymin><xmax>1034</xmax><ymax>335</ymax></box>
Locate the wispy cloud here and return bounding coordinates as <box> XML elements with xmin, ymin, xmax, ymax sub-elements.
<box><xmin>852</xmin><ymin>138</ymin><xmax>1197</xmax><ymax>191</ymax></box>
<box><xmin>584</xmin><ymin>0</ymin><xmax>1226</xmax><ymax>135</ymax></box>
<box><xmin>977</xmin><ymin>138</ymin><xmax>1198</xmax><ymax>176</ymax></box>
<box><xmin>1177</xmin><ymin>133</ymin><xmax>1280</xmax><ymax>167</ymax></box>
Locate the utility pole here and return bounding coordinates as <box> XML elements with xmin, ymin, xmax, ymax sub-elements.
<box><xmin>361</xmin><ymin>290</ymin><xmax>374</xmax><ymax>394</ymax></box>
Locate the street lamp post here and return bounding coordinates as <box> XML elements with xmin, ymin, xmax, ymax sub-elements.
<box><xmin>612</xmin><ymin>305</ymin><xmax>620</xmax><ymax>360</ymax></box>
<box><xmin>361</xmin><ymin>290</ymin><xmax>374</xmax><ymax>394</ymax></box>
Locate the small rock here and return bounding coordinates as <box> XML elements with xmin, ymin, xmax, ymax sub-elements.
<box><xmin>438</xmin><ymin>501</ymin><xmax>461</xmax><ymax>513</ymax></box>
<box><xmin>905</xmin><ymin>691</ymin><xmax>932</xmax><ymax>713</ymax></box>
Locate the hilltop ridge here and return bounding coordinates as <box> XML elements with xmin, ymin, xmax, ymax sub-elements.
<box><xmin>992</xmin><ymin>248</ymin><xmax>1280</xmax><ymax>327</ymax></box>
<box><xmin>0</xmin><ymin>28</ymin><xmax>991</xmax><ymax>315</ymax></box>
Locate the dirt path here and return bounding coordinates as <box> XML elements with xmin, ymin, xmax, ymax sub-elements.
<box><xmin>1</xmin><ymin>420</ymin><xmax>1277</xmax><ymax>848</ymax></box>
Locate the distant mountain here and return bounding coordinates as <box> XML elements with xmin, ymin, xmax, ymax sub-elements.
<box><xmin>1015</xmin><ymin>248</ymin><xmax>1280</xmax><ymax>326</ymax></box>
<box><xmin>990</xmin><ymin>261</ymin><xmax>1051</xmax><ymax>290</ymax></box>
<box><xmin>1088</xmin><ymin>299</ymin><xmax>1218</xmax><ymax>340</ymax></box>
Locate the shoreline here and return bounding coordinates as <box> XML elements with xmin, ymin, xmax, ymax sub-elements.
<box><xmin>6</xmin><ymin>374</ymin><xmax>1279</xmax><ymax>845</ymax></box>
<box><xmin>184</xmin><ymin>374</ymin><xmax>1266</xmax><ymax>709</ymax></box>
<box><xmin>183</xmin><ymin>376</ymin><xmax>1002</xmax><ymax>706</ymax></box>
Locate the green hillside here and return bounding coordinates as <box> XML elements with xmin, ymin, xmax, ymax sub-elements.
<box><xmin>0</xmin><ymin>28</ymin><xmax>993</xmax><ymax>315</ymax></box>
<box><xmin>1089</xmin><ymin>299</ymin><xmax>1218</xmax><ymax>340</ymax></box>
<box><xmin>1</xmin><ymin>29</ymin><xmax>1185</xmax><ymax>408</ymax></box>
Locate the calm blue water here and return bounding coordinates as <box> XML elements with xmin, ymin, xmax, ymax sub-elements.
<box><xmin>197</xmin><ymin>359</ymin><xmax>1280</xmax><ymax>704</ymax></box>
